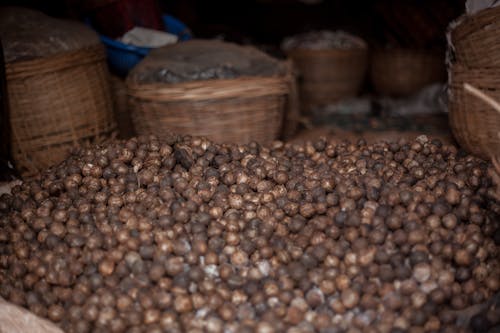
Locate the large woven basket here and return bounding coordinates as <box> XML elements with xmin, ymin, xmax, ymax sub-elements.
<box><xmin>450</xmin><ymin>6</ymin><xmax>500</xmax><ymax>69</ymax></box>
<box><xmin>127</xmin><ymin>74</ymin><xmax>293</xmax><ymax>144</ymax></box>
<box><xmin>6</xmin><ymin>45</ymin><xmax>116</xmax><ymax>176</ymax></box>
<box><xmin>448</xmin><ymin>64</ymin><xmax>500</xmax><ymax>159</ymax></box>
<box><xmin>371</xmin><ymin>48</ymin><xmax>446</xmax><ymax>97</ymax></box>
<box><xmin>286</xmin><ymin>48</ymin><xmax>368</xmax><ymax>113</ymax></box>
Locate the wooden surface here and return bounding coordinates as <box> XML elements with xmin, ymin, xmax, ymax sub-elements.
<box><xmin>289</xmin><ymin>114</ymin><xmax>455</xmax><ymax>145</ymax></box>
<box><xmin>291</xmin><ymin>126</ymin><xmax>454</xmax><ymax>145</ymax></box>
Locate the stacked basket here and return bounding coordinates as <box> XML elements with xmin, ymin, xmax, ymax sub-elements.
<box><xmin>447</xmin><ymin>6</ymin><xmax>500</xmax><ymax>159</ymax></box>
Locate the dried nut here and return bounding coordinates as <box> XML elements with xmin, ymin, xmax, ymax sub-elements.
<box><xmin>0</xmin><ymin>135</ymin><xmax>496</xmax><ymax>332</ymax></box>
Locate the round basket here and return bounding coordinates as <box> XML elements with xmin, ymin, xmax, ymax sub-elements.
<box><xmin>127</xmin><ymin>75</ymin><xmax>292</xmax><ymax>144</ymax></box>
<box><xmin>448</xmin><ymin>64</ymin><xmax>500</xmax><ymax>159</ymax></box>
<box><xmin>286</xmin><ymin>47</ymin><xmax>368</xmax><ymax>113</ymax></box>
<box><xmin>6</xmin><ymin>45</ymin><xmax>117</xmax><ymax>176</ymax></box>
<box><xmin>371</xmin><ymin>48</ymin><xmax>446</xmax><ymax>97</ymax></box>
<box><xmin>450</xmin><ymin>6</ymin><xmax>500</xmax><ymax>68</ymax></box>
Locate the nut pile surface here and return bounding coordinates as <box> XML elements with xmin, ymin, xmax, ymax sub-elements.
<box><xmin>0</xmin><ymin>135</ymin><xmax>499</xmax><ymax>333</ymax></box>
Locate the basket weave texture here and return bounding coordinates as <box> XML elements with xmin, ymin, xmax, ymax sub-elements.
<box><xmin>450</xmin><ymin>6</ymin><xmax>500</xmax><ymax>69</ymax></box>
<box><xmin>127</xmin><ymin>75</ymin><xmax>291</xmax><ymax>144</ymax></box>
<box><xmin>110</xmin><ymin>75</ymin><xmax>135</xmax><ymax>139</ymax></box>
<box><xmin>286</xmin><ymin>48</ymin><xmax>367</xmax><ymax>113</ymax></box>
<box><xmin>126</xmin><ymin>40</ymin><xmax>297</xmax><ymax>144</ymax></box>
<box><xmin>7</xmin><ymin>45</ymin><xmax>117</xmax><ymax>176</ymax></box>
<box><xmin>371</xmin><ymin>48</ymin><xmax>446</xmax><ymax>97</ymax></box>
<box><xmin>447</xmin><ymin>5</ymin><xmax>500</xmax><ymax>159</ymax></box>
<box><xmin>448</xmin><ymin>65</ymin><xmax>500</xmax><ymax>159</ymax></box>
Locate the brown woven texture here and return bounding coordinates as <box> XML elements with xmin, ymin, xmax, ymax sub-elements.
<box><xmin>110</xmin><ymin>75</ymin><xmax>135</xmax><ymax>139</ymax></box>
<box><xmin>371</xmin><ymin>48</ymin><xmax>446</xmax><ymax>97</ymax></box>
<box><xmin>287</xmin><ymin>48</ymin><xmax>367</xmax><ymax>113</ymax></box>
<box><xmin>448</xmin><ymin>64</ymin><xmax>500</xmax><ymax>159</ymax></box>
<box><xmin>127</xmin><ymin>75</ymin><xmax>293</xmax><ymax>144</ymax></box>
<box><xmin>450</xmin><ymin>6</ymin><xmax>500</xmax><ymax>68</ymax></box>
<box><xmin>6</xmin><ymin>45</ymin><xmax>117</xmax><ymax>177</ymax></box>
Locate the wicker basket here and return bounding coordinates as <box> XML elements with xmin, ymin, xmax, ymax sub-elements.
<box><xmin>450</xmin><ymin>6</ymin><xmax>500</xmax><ymax>69</ymax></box>
<box><xmin>371</xmin><ymin>48</ymin><xmax>446</xmax><ymax>97</ymax></box>
<box><xmin>127</xmin><ymin>75</ymin><xmax>293</xmax><ymax>144</ymax></box>
<box><xmin>286</xmin><ymin>47</ymin><xmax>368</xmax><ymax>113</ymax></box>
<box><xmin>6</xmin><ymin>45</ymin><xmax>117</xmax><ymax>176</ymax></box>
<box><xmin>448</xmin><ymin>64</ymin><xmax>500</xmax><ymax>159</ymax></box>
<box><xmin>110</xmin><ymin>75</ymin><xmax>135</xmax><ymax>139</ymax></box>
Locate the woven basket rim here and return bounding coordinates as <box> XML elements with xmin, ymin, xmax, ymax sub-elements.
<box><xmin>450</xmin><ymin>63</ymin><xmax>500</xmax><ymax>74</ymax></box>
<box><xmin>126</xmin><ymin>73</ymin><xmax>288</xmax><ymax>85</ymax></box>
<box><xmin>5</xmin><ymin>45</ymin><xmax>106</xmax><ymax>79</ymax></box>
<box><xmin>286</xmin><ymin>46</ymin><xmax>367</xmax><ymax>56</ymax></box>
<box><xmin>451</xmin><ymin>5</ymin><xmax>500</xmax><ymax>39</ymax></box>
<box><xmin>126</xmin><ymin>75</ymin><xmax>292</xmax><ymax>102</ymax></box>
<box><xmin>372</xmin><ymin>47</ymin><xmax>445</xmax><ymax>56</ymax></box>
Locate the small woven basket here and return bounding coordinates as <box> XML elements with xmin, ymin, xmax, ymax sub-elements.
<box><xmin>6</xmin><ymin>45</ymin><xmax>117</xmax><ymax>176</ymax></box>
<box><xmin>448</xmin><ymin>64</ymin><xmax>500</xmax><ymax>159</ymax></box>
<box><xmin>127</xmin><ymin>74</ymin><xmax>294</xmax><ymax>144</ymax></box>
<box><xmin>450</xmin><ymin>6</ymin><xmax>500</xmax><ymax>68</ymax></box>
<box><xmin>371</xmin><ymin>48</ymin><xmax>446</xmax><ymax>97</ymax></box>
<box><xmin>286</xmin><ymin>47</ymin><xmax>368</xmax><ymax>113</ymax></box>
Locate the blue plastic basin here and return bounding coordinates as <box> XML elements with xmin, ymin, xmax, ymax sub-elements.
<box><xmin>98</xmin><ymin>14</ymin><xmax>192</xmax><ymax>76</ymax></box>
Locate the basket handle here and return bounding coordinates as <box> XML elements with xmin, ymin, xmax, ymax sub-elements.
<box><xmin>464</xmin><ymin>83</ymin><xmax>500</xmax><ymax>161</ymax></box>
<box><xmin>463</xmin><ymin>83</ymin><xmax>500</xmax><ymax>114</ymax></box>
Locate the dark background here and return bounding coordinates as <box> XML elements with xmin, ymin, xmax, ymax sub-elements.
<box><xmin>0</xmin><ymin>0</ymin><xmax>465</xmax><ymax>52</ymax></box>
<box><xmin>0</xmin><ymin>0</ymin><xmax>466</xmax><ymax>177</ymax></box>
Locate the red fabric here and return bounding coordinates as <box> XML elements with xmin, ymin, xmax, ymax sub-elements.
<box><xmin>90</xmin><ymin>0</ymin><xmax>164</xmax><ymax>38</ymax></box>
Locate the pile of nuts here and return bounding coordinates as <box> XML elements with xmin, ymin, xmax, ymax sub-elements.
<box><xmin>0</xmin><ymin>134</ymin><xmax>499</xmax><ymax>333</ymax></box>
